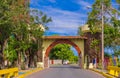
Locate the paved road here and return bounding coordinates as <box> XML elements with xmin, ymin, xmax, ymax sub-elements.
<box><xmin>26</xmin><ymin>65</ymin><xmax>105</xmax><ymax>78</ymax></box>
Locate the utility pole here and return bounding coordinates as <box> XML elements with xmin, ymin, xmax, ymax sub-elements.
<box><xmin>101</xmin><ymin>1</ymin><xmax>104</xmax><ymax>70</ymax></box>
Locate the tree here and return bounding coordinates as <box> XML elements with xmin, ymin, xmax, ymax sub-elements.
<box><xmin>86</xmin><ymin>0</ymin><xmax>120</xmax><ymax>54</ymax></box>
<box><xmin>0</xmin><ymin>0</ymin><xmax>52</xmax><ymax>69</ymax></box>
<box><xmin>28</xmin><ymin>10</ymin><xmax>52</xmax><ymax>67</ymax></box>
<box><xmin>77</xmin><ymin>0</ymin><xmax>120</xmax><ymax>67</ymax></box>
<box><xmin>69</xmin><ymin>55</ymin><xmax>78</xmax><ymax>64</ymax></box>
<box><xmin>4</xmin><ymin>36</ymin><xmax>18</xmax><ymax>67</ymax></box>
<box><xmin>77</xmin><ymin>26</ymin><xmax>84</xmax><ymax>36</ymax></box>
<box><xmin>0</xmin><ymin>0</ymin><xmax>15</xmax><ymax>68</ymax></box>
<box><xmin>104</xmin><ymin>52</ymin><xmax>111</xmax><ymax>58</ymax></box>
<box><xmin>49</xmin><ymin>44</ymin><xmax>76</xmax><ymax>64</ymax></box>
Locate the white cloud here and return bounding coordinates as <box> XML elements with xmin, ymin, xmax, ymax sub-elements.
<box><xmin>79</xmin><ymin>1</ymin><xmax>91</xmax><ymax>6</ymax></box>
<box><xmin>31</xmin><ymin>6</ymin><xmax>87</xmax><ymax>36</ymax></box>
<box><xmin>40</xmin><ymin>7</ymin><xmax>87</xmax><ymax>35</ymax></box>
<box><xmin>75</xmin><ymin>0</ymin><xmax>92</xmax><ymax>10</ymax></box>
<box><xmin>44</xmin><ymin>6</ymin><xmax>87</xmax><ymax>17</ymax></box>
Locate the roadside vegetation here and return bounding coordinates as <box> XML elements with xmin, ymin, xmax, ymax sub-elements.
<box><xmin>49</xmin><ymin>44</ymin><xmax>78</xmax><ymax>64</ymax></box>
<box><xmin>0</xmin><ymin>0</ymin><xmax>51</xmax><ymax>69</ymax></box>
<box><xmin>78</xmin><ymin>0</ymin><xmax>120</xmax><ymax>67</ymax></box>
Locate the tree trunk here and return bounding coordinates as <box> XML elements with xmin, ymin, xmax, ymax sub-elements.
<box><xmin>26</xmin><ymin>55</ymin><xmax>29</xmax><ymax>69</ymax></box>
<box><xmin>18</xmin><ymin>51</ymin><xmax>21</xmax><ymax>69</ymax></box>
<box><xmin>62</xmin><ymin>60</ymin><xmax>64</xmax><ymax>64</ymax></box>
<box><xmin>29</xmin><ymin>50</ymin><xmax>34</xmax><ymax>68</ymax></box>
<box><xmin>0</xmin><ymin>39</ymin><xmax>8</xmax><ymax>69</ymax></box>
<box><xmin>37</xmin><ymin>39</ymin><xmax>43</xmax><ymax>62</ymax></box>
<box><xmin>24</xmin><ymin>51</ymin><xmax>29</xmax><ymax>69</ymax></box>
<box><xmin>0</xmin><ymin>44</ymin><xmax>4</xmax><ymax>69</ymax></box>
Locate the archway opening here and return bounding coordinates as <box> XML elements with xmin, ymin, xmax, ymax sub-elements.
<box><xmin>49</xmin><ymin>44</ymin><xmax>78</xmax><ymax>65</ymax></box>
<box><xmin>44</xmin><ymin>39</ymin><xmax>82</xmax><ymax>68</ymax></box>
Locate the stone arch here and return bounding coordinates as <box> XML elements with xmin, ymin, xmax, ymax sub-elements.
<box><xmin>44</xmin><ymin>39</ymin><xmax>82</xmax><ymax>68</ymax></box>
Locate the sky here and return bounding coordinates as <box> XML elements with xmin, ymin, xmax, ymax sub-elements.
<box><xmin>30</xmin><ymin>0</ymin><xmax>118</xmax><ymax>55</ymax></box>
<box><xmin>30</xmin><ymin>0</ymin><xmax>118</xmax><ymax>36</ymax></box>
<box><xmin>30</xmin><ymin>0</ymin><xmax>95</xmax><ymax>36</ymax></box>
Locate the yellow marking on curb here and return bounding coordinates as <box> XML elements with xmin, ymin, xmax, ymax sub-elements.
<box><xmin>90</xmin><ymin>69</ymin><xmax>114</xmax><ymax>78</ymax></box>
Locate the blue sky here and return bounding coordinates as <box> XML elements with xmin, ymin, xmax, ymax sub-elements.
<box><xmin>30</xmin><ymin>0</ymin><xmax>95</xmax><ymax>36</ymax></box>
<box><xmin>30</xmin><ymin>0</ymin><xmax>118</xmax><ymax>36</ymax></box>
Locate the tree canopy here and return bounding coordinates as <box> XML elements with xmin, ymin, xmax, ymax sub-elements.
<box><xmin>78</xmin><ymin>0</ymin><xmax>120</xmax><ymax>56</ymax></box>
<box><xmin>49</xmin><ymin>44</ymin><xmax>78</xmax><ymax>63</ymax></box>
<box><xmin>0</xmin><ymin>0</ymin><xmax>52</xmax><ymax>69</ymax></box>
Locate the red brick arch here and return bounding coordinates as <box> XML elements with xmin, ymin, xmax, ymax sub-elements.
<box><xmin>45</xmin><ymin>39</ymin><xmax>81</xmax><ymax>57</ymax></box>
<box><xmin>44</xmin><ymin>39</ymin><xmax>82</xmax><ymax>68</ymax></box>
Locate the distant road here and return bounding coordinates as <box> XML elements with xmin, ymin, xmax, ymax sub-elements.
<box><xmin>26</xmin><ymin>64</ymin><xmax>105</xmax><ymax>78</ymax></box>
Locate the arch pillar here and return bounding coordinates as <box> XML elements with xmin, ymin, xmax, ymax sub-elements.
<box><xmin>78</xmin><ymin>54</ymin><xmax>82</xmax><ymax>68</ymax></box>
<box><xmin>44</xmin><ymin>56</ymin><xmax>49</xmax><ymax>68</ymax></box>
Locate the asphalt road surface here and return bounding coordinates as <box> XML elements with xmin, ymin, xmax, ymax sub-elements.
<box><xmin>26</xmin><ymin>65</ymin><xmax>105</xmax><ymax>78</ymax></box>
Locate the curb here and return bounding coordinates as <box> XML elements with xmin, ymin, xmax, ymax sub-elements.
<box><xmin>89</xmin><ymin>69</ymin><xmax>115</xmax><ymax>78</ymax></box>
<box><xmin>17</xmin><ymin>68</ymin><xmax>43</xmax><ymax>78</ymax></box>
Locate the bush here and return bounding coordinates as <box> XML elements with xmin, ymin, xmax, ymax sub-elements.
<box><xmin>21</xmin><ymin>63</ymin><xmax>25</xmax><ymax>70</ymax></box>
<box><xmin>118</xmin><ymin>62</ymin><xmax>120</xmax><ymax>67</ymax></box>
